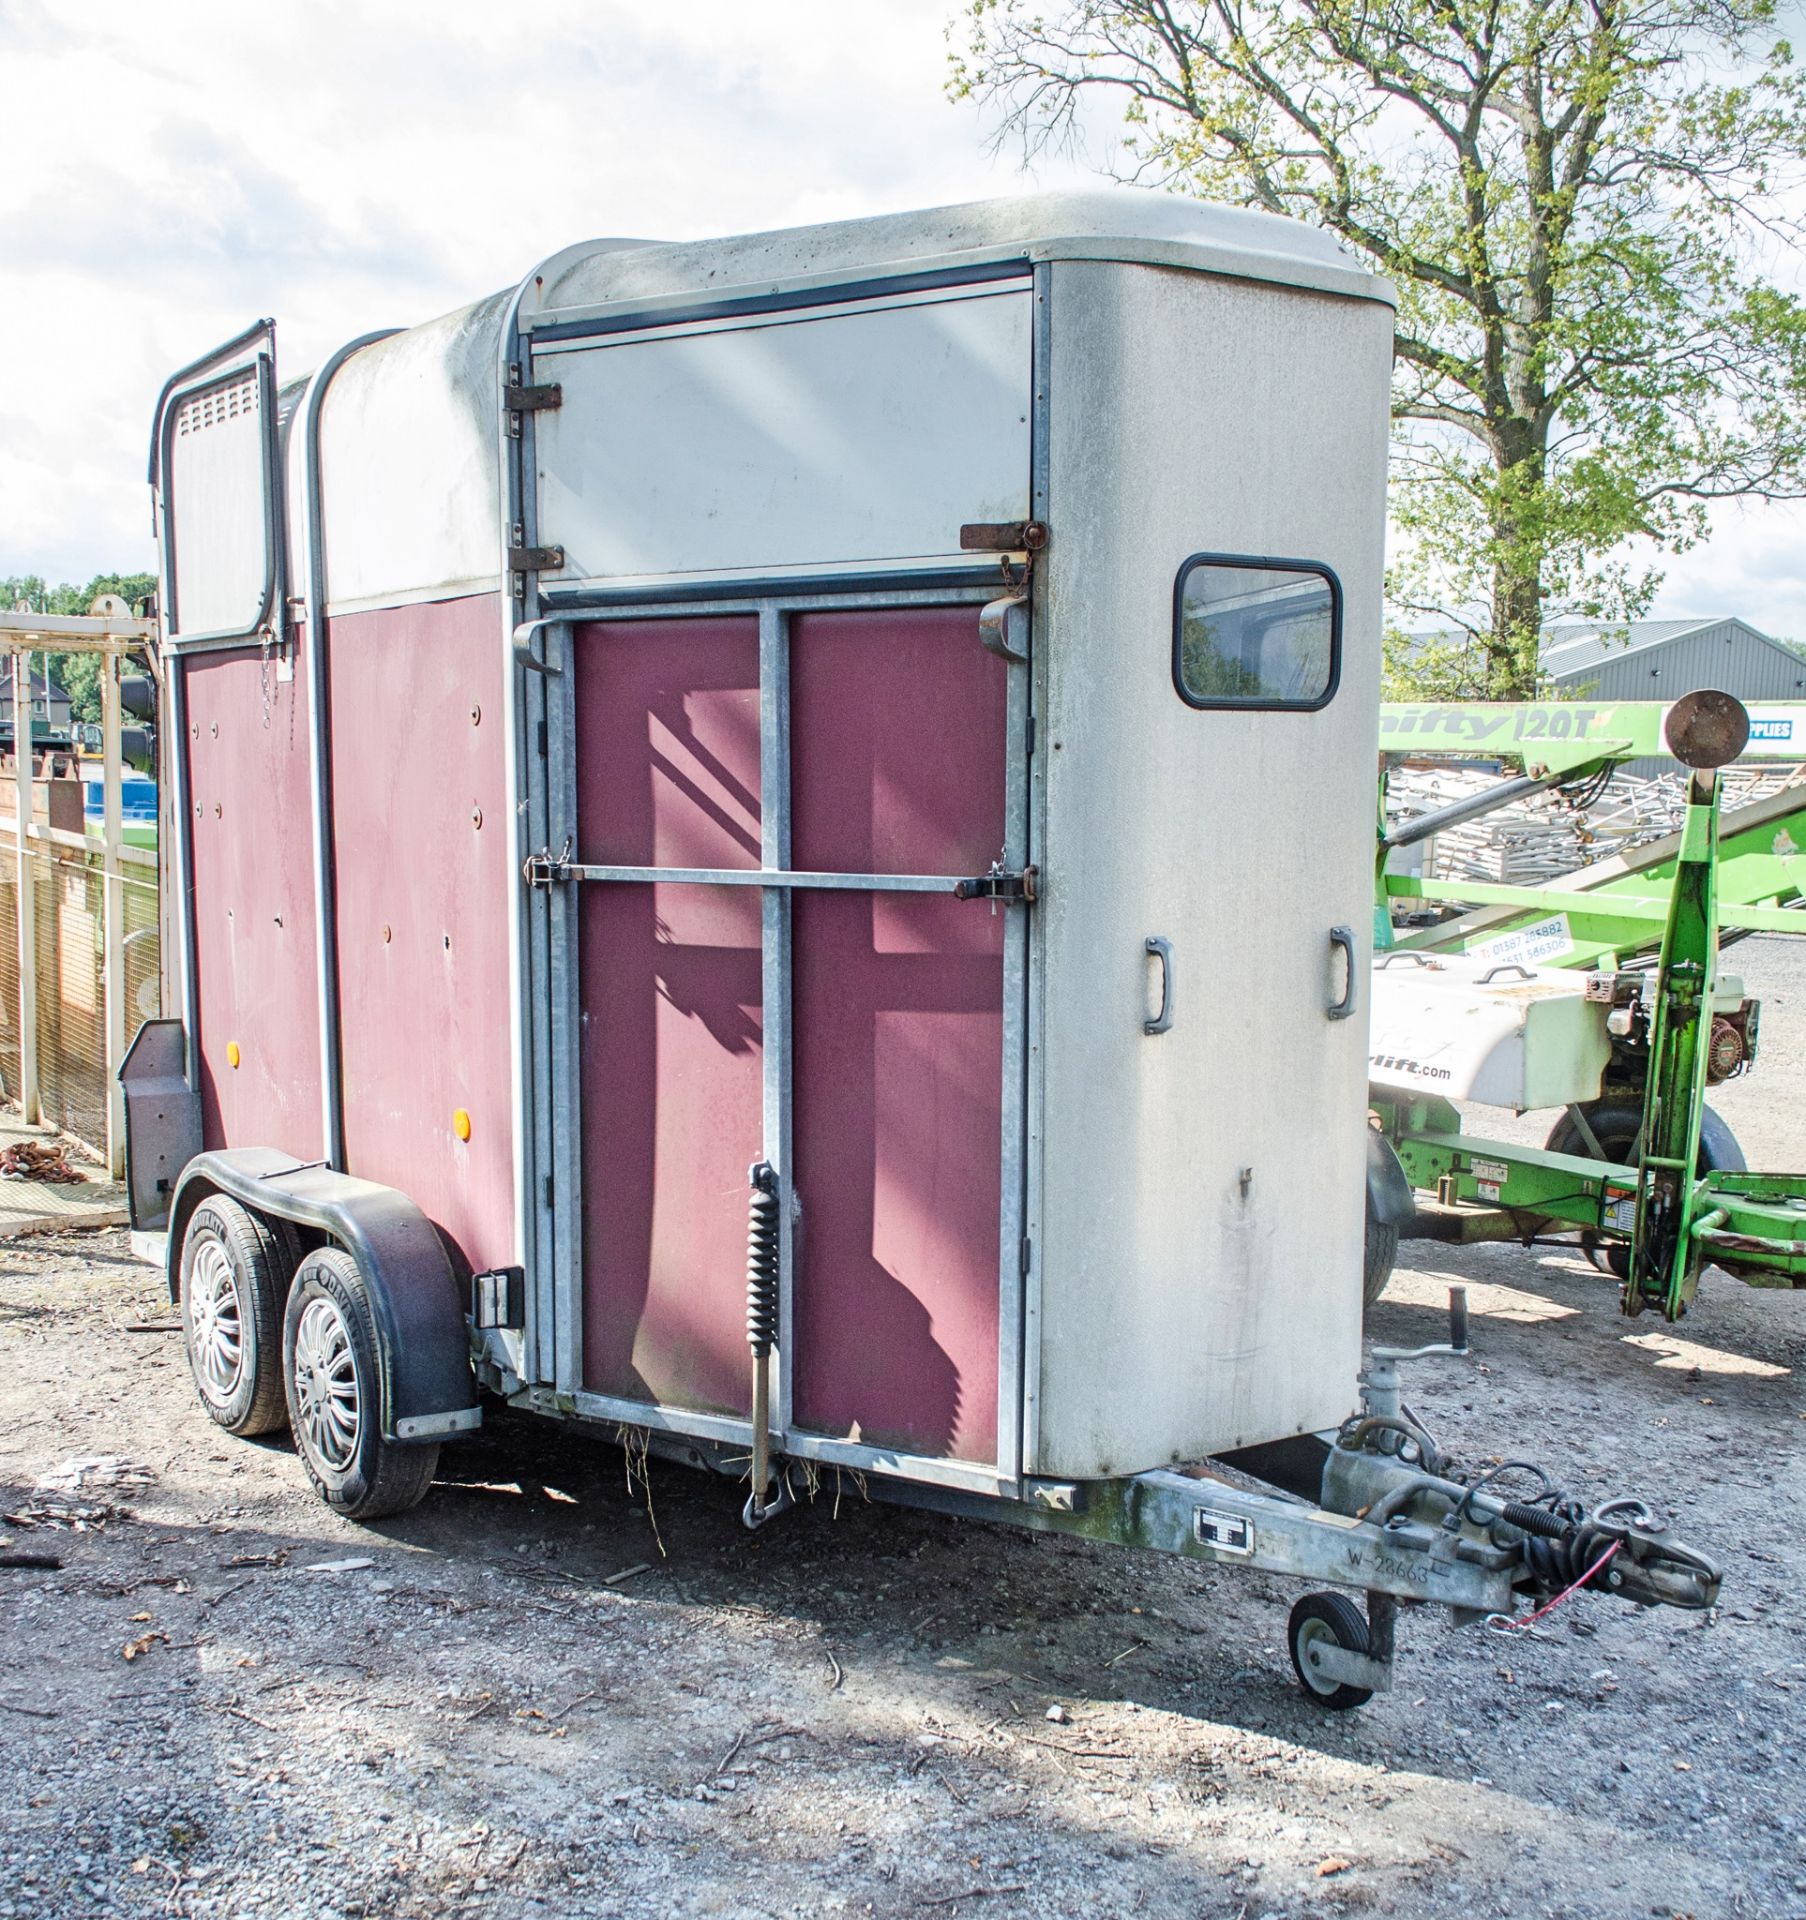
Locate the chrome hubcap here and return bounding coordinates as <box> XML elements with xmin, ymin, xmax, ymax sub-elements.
<box><xmin>187</xmin><ymin>1239</ymin><xmax>244</xmax><ymax>1406</ymax></box>
<box><xmin>293</xmin><ymin>1296</ymin><xmax>360</xmax><ymax>1472</ymax></box>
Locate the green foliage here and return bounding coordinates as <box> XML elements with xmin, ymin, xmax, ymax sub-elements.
<box><xmin>952</xmin><ymin>0</ymin><xmax>1806</xmax><ymax>699</ymax></box>
<box><xmin>1178</xmin><ymin>616</ymin><xmax>1269</xmax><ymax>698</ymax></box>
<box><xmin>0</xmin><ymin>571</ymin><xmax>157</xmax><ymax>724</ymax></box>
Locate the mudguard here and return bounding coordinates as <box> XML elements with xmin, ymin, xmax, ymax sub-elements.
<box><xmin>166</xmin><ymin>1148</ymin><xmax>481</xmax><ymax>1443</ymax></box>
<box><xmin>1366</xmin><ymin>1128</ymin><xmax>1416</xmax><ymax>1228</ymax></box>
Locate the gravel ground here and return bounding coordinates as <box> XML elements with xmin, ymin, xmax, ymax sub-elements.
<box><xmin>4</xmin><ymin>941</ymin><xmax>1806</xmax><ymax>1920</ymax></box>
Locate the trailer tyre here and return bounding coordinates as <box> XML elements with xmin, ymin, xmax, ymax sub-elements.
<box><xmin>1545</xmin><ymin>1102</ymin><xmax>1746</xmax><ymax>1278</ymax></box>
<box><xmin>179</xmin><ymin>1196</ymin><xmax>294</xmax><ymax>1437</ymax></box>
<box><xmin>1362</xmin><ymin>1212</ymin><xmax>1400</xmax><ymax>1309</ymax></box>
<box><xmin>1288</xmin><ymin>1592</ymin><xmax>1375</xmax><ymax>1711</ymax></box>
<box><xmin>282</xmin><ymin>1248</ymin><xmax>440</xmax><ymax>1521</ymax></box>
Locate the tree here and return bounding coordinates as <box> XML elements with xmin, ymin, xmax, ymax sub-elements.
<box><xmin>951</xmin><ymin>0</ymin><xmax>1806</xmax><ymax>698</ymax></box>
<box><xmin>1</xmin><ymin>571</ymin><xmax>156</xmax><ymax>725</ymax></box>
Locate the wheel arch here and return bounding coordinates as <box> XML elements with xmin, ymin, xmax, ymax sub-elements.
<box><xmin>167</xmin><ymin>1149</ymin><xmax>481</xmax><ymax>1443</ymax></box>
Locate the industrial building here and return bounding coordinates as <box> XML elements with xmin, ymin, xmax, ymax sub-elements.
<box><xmin>1543</xmin><ymin>615</ymin><xmax>1806</xmax><ymax>701</ymax></box>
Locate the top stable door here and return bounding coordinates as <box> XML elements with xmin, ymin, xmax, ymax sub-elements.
<box><xmin>530</xmin><ymin>281</ymin><xmax>1033</xmax><ymax>589</ymax></box>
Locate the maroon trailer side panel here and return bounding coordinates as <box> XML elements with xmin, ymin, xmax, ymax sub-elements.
<box><xmin>574</xmin><ymin>617</ymin><xmax>763</xmax><ymax>1415</ymax></box>
<box><xmin>183</xmin><ymin>642</ymin><xmax>324</xmax><ymax>1160</ymax></box>
<box><xmin>328</xmin><ymin>595</ymin><xmax>515</xmax><ymax>1281</ymax></box>
<box><xmin>789</xmin><ymin>607</ymin><xmax>1007</xmax><ymax>1464</ymax></box>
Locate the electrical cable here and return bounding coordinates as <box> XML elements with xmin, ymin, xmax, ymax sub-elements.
<box><xmin>1487</xmin><ymin>1539</ymin><xmax>1622</xmax><ymax>1632</ymax></box>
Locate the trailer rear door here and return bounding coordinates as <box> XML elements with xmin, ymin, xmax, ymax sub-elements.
<box><xmin>543</xmin><ymin>594</ymin><xmax>1025</xmax><ymax>1483</ymax></box>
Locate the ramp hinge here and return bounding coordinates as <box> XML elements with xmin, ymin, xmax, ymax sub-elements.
<box><xmin>954</xmin><ymin>861</ymin><xmax>1038</xmax><ymax>904</ymax></box>
<box><xmin>509</xmin><ymin>544</ymin><xmax>565</xmax><ymax>574</ymax></box>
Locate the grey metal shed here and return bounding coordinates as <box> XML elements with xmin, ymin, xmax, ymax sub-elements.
<box><xmin>1544</xmin><ymin>616</ymin><xmax>1806</xmax><ymax>699</ymax></box>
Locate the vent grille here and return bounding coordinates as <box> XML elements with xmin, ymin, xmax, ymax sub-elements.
<box><xmin>175</xmin><ymin>371</ymin><xmax>258</xmax><ymax>437</ymax></box>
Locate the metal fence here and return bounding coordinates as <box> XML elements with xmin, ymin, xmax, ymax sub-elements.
<box><xmin>0</xmin><ymin>824</ymin><xmax>160</xmax><ymax>1163</ymax></box>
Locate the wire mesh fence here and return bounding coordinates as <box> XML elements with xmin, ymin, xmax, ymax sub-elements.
<box><xmin>0</xmin><ymin>824</ymin><xmax>160</xmax><ymax>1159</ymax></box>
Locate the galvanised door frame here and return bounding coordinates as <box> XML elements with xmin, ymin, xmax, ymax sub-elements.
<box><xmin>518</xmin><ymin>582</ymin><xmax>1033</xmax><ymax>1498</ymax></box>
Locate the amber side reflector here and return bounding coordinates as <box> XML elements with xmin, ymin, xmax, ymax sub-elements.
<box><xmin>453</xmin><ymin>1108</ymin><xmax>472</xmax><ymax>1143</ymax></box>
<box><xmin>226</xmin><ymin>1042</ymin><xmax>241</xmax><ymax>1069</ymax></box>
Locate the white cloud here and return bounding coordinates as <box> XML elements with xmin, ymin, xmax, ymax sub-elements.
<box><xmin>0</xmin><ymin>0</ymin><xmax>1091</xmax><ymax>586</ymax></box>
<box><xmin>3</xmin><ymin>0</ymin><xmax>1802</xmax><ymax>637</ymax></box>
<box><xmin>1646</xmin><ymin>499</ymin><xmax>1806</xmax><ymax>648</ymax></box>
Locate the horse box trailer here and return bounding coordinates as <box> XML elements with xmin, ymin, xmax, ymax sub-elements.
<box><xmin>132</xmin><ymin>189</ymin><xmax>1717</xmax><ymax>1705</ymax></box>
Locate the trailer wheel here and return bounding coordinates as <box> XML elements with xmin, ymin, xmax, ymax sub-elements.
<box><xmin>1362</xmin><ymin>1211</ymin><xmax>1400</xmax><ymax>1309</ymax></box>
<box><xmin>1288</xmin><ymin>1592</ymin><xmax>1375</xmax><ymax>1710</ymax></box>
<box><xmin>178</xmin><ymin>1196</ymin><xmax>293</xmax><ymax>1436</ymax></box>
<box><xmin>1545</xmin><ymin>1102</ymin><xmax>1747</xmax><ymax>1278</ymax></box>
<box><xmin>282</xmin><ymin>1248</ymin><xmax>440</xmax><ymax>1521</ymax></box>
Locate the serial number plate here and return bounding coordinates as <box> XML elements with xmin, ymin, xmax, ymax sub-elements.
<box><xmin>1193</xmin><ymin>1507</ymin><xmax>1255</xmax><ymax>1556</ymax></box>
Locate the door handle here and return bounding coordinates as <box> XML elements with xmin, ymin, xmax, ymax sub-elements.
<box><xmin>1327</xmin><ymin>925</ymin><xmax>1356</xmax><ymax>1021</ymax></box>
<box><xmin>1144</xmin><ymin>936</ymin><xmax>1175</xmax><ymax>1035</ymax></box>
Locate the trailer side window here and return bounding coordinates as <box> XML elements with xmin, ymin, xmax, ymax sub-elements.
<box><xmin>1173</xmin><ymin>555</ymin><xmax>1341</xmax><ymax>711</ymax></box>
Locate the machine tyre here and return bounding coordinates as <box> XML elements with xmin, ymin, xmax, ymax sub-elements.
<box><xmin>283</xmin><ymin>1248</ymin><xmax>440</xmax><ymax>1521</ymax></box>
<box><xmin>1545</xmin><ymin>1102</ymin><xmax>1747</xmax><ymax>1278</ymax></box>
<box><xmin>1288</xmin><ymin>1592</ymin><xmax>1375</xmax><ymax>1710</ymax></box>
<box><xmin>1362</xmin><ymin>1212</ymin><xmax>1400</xmax><ymax>1309</ymax></box>
<box><xmin>178</xmin><ymin>1196</ymin><xmax>294</xmax><ymax>1437</ymax></box>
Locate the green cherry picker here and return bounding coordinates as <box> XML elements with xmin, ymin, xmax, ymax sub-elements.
<box><xmin>1369</xmin><ymin>692</ymin><xmax>1806</xmax><ymax>1320</ymax></box>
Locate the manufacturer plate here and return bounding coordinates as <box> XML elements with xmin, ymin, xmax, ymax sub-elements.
<box><xmin>1193</xmin><ymin>1507</ymin><xmax>1255</xmax><ymax>1557</ymax></box>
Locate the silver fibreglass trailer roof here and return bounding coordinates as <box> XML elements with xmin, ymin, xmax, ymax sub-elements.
<box><xmin>528</xmin><ymin>189</ymin><xmax>1391</xmax><ymax>315</ymax></box>
<box><xmin>301</xmin><ymin>190</ymin><xmax>1394</xmax><ymax>615</ymax></box>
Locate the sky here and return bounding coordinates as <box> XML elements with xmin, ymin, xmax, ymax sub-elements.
<box><xmin>1</xmin><ymin>0</ymin><xmax>1803</xmax><ymax>641</ymax></box>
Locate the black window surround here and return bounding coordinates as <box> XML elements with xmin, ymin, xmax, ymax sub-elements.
<box><xmin>1171</xmin><ymin>551</ymin><xmax>1343</xmax><ymax>713</ymax></box>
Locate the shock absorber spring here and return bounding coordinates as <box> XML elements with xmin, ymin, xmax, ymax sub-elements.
<box><xmin>745</xmin><ymin>1161</ymin><xmax>782</xmax><ymax>1524</ymax></box>
<box><xmin>746</xmin><ymin>1162</ymin><xmax>780</xmax><ymax>1357</ymax></box>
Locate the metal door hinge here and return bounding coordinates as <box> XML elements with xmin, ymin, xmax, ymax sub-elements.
<box><xmin>505</xmin><ymin>382</ymin><xmax>562</xmax><ymax>412</ymax></box>
<box><xmin>508</xmin><ymin>544</ymin><xmax>565</xmax><ymax>573</ymax></box>
<box><xmin>954</xmin><ymin>860</ymin><xmax>1038</xmax><ymax>904</ymax></box>
<box><xmin>524</xmin><ymin>837</ymin><xmax>573</xmax><ymax>889</ymax></box>
<box><xmin>505</xmin><ymin>380</ymin><xmax>562</xmax><ymax>438</ymax></box>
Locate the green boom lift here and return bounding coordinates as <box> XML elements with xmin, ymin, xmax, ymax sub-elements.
<box><xmin>1369</xmin><ymin>691</ymin><xmax>1806</xmax><ymax>1320</ymax></box>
